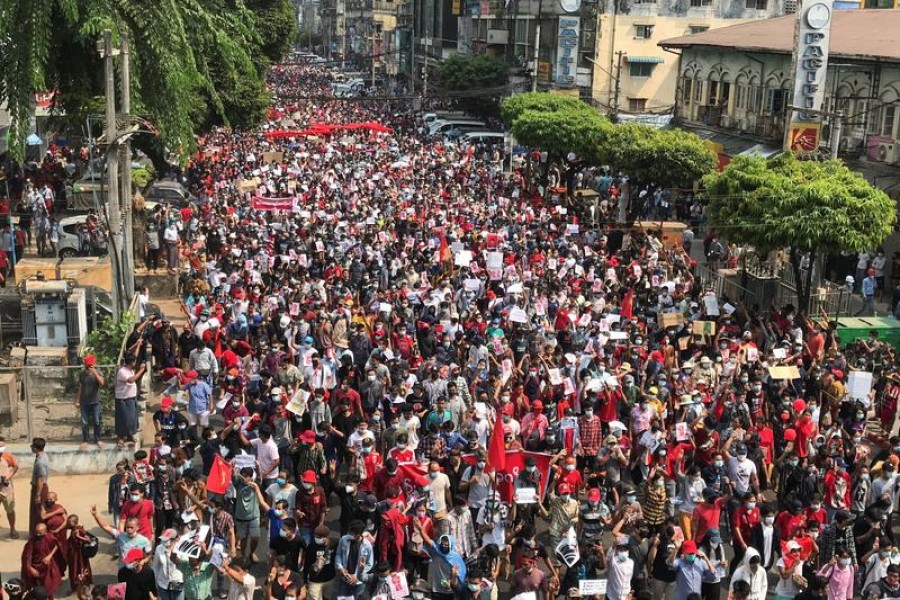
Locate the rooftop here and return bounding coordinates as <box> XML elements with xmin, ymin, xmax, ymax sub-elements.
<box><xmin>659</xmin><ymin>10</ymin><xmax>900</xmax><ymax>63</ymax></box>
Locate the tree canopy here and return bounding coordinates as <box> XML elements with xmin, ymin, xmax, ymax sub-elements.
<box><xmin>500</xmin><ymin>93</ymin><xmax>715</xmax><ymax>185</ymax></box>
<box><xmin>433</xmin><ymin>53</ymin><xmax>510</xmax><ymax>120</ymax></box>
<box><xmin>704</xmin><ymin>153</ymin><xmax>896</xmax><ymax>312</ymax></box>
<box><xmin>606</xmin><ymin>124</ymin><xmax>717</xmax><ymax>188</ymax></box>
<box><xmin>0</xmin><ymin>0</ymin><xmax>297</xmax><ymax>161</ymax></box>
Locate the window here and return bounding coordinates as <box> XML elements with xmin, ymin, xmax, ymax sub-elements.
<box><xmin>708</xmin><ymin>81</ymin><xmax>718</xmax><ymax>104</ymax></box>
<box><xmin>682</xmin><ymin>78</ymin><xmax>693</xmax><ymax>104</ymax></box>
<box><xmin>633</xmin><ymin>0</ymin><xmax>657</xmax><ymax>3</ymax></box>
<box><xmin>630</xmin><ymin>62</ymin><xmax>655</xmax><ymax>77</ymax></box>
<box><xmin>689</xmin><ymin>26</ymin><xmax>709</xmax><ymax>34</ymax></box>
<box><xmin>883</xmin><ymin>105</ymin><xmax>897</xmax><ymax>137</ymax></box>
<box><xmin>745</xmin><ymin>0</ymin><xmax>767</xmax><ymax>8</ymax></box>
<box><xmin>634</xmin><ymin>25</ymin><xmax>653</xmax><ymax>38</ymax></box>
<box><xmin>629</xmin><ymin>98</ymin><xmax>648</xmax><ymax>112</ymax></box>
<box><xmin>767</xmin><ymin>88</ymin><xmax>787</xmax><ymax>115</ymax></box>
<box><xmin>694</xmin><ymin>79</ymin><xmax>703</xmax><ymax>102</ymax></box>
<box><xmin>690</xmin><ymin>0</ymin><xmax>712</xmax><ymax>6</ymax></box>
<box><xmin>515</xmin><ymin>18</ymin><xmax>529</xmax><ymax>44</ymax></box>
<box><xmin>735</xmin><ymin>85</ymin><xmax>747</xmax><ymax>110</ymax></box>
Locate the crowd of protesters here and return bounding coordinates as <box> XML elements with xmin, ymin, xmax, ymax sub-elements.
<box><xmin>6</xmin><ymin>58</ymin><xmax>900</xmax><ymax>600</ymax></box>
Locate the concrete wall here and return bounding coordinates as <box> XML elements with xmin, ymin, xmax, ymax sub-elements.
<box><xmin>592</xmin><ymin>15</ymin><xmax>760</xmax><ymax>113</ymax></box>
<box><xmin>596</xmin><ymin>0</ymin><xmax>785</xmax><ymax>19</ymax></box>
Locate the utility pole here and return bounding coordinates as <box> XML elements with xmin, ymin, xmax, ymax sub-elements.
<box><xmin>611</xmin><ymin>51</ymin><xmax>624</xmax><ymax>121</ymax></box>
<box><xmin>100</xmin><ymin>30</ymin><xmax>122</xmax><ymax>319</ymax></box>
<box><xmin>120</xmin><ymin>33</ymin><xmax>135</xmax><ymax>304</ymax></box>
<box><xmin>532</xmin><ymin>0</ymin><xmax>543</xmax><ymax>92</ymax></box>
<box><xmin>831</xmin><ymin>111</ymin><xmax>843</xmax><ymax>160</ymax></box>
<box><xmin>422</xmin><ymin>66</ymin><xmax>429</xmax><ymax>97</ymax></box>
<box><xmin>410</xmin><ymin>0</ymin><xmax>417</xmax><ymax>96</ymax></box>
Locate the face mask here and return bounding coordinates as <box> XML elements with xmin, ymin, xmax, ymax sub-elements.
<box><xmin>468</xmin><ymin>583</ymin><xmax>481</xmax><ymax>592</ymax></box>
<box><xmin>659</xmin><ymin>450</ymin><xmax>667</xmax><ymax>457</ymax></box>
<box><xmin>616</xmin><ymin>551</ymin><xmax>629</xmax><ymax>562</ymax></box>
<box><xmin>764</xmin><ymin>516</ymin><xmax>775</xmax><ymax>525</ymax></box>
<box><xmin>684</xmin><ymin>554</ymin><xmax>697</xmax><ymax>564</ymax></box>
<box><xmin>303</xmin><ymin>483</ymin><xmax>313</xmax><ymax>492</ymax></box>
<box><xmin>746</xmin><ymin>502</ymin><xmax>756</xmax><ymax>510</ymax></box>
<box><xmin>275</xmin><ymin>509</ymin><xmax>286</xmax><ymax>518</ymax></box>
<box><xmin>231</xmin><ymin>401</ymin><xmax>240</xmax><ymax>409</ymax></box>
<box><xmin>560</xmin><ymin>495</ymin><xmax>571</xmax><ymax>502</ymax></box>
<box><xmin>882</xmin><ymin>551</ymin><xmax>891</xmax><ymax>558</ymax></box>
<box><xmin>736</xmin><ymin>453</ymin><xmax>747</xmax><ymax>460</ymax></box>
<box><xmin>130</xmin><ymin>494</ymin><xmax>141</xmax><ymax>502</ymax></box>
<box><xmin>811</xmin><ymin>504</ymin><xmax>821</xmax><ymax>510</ymax></box>
<box><xmin>527</xmin><ymin>466</ymin><xmax>537</xmax><ymax>473</ymax></box>
<box><xmin>713</xmin><ymin>460</ymin><xmax>724</xmax><ymax>468</ymax></box>
<box><xmin>862</xmin><ymin>474</ymin><xmax>871</xmax><ymax>481</ymax></box>
<box><xmin>789</xmin><ymin>460</ymin><xmax>799</xmax><ymax>467</ymax></box>
<box><xmin>477</xmin><ymin>461</ymin><xmax>486</xmax><ymax>470</ymax></box>
<box><xmin>565</xmin><ymin>464</ymin><xmax>575</xmax><ymax>472</ymax></box>
<box><xmin>367</xmin><ymin>375</ymin><xmax>376</xmax><ymax>382</ymax></box>
<box><xmin>857</xmin><ymin>413</ymin><xmax>864</xmax><ymax>420</ymax></box>
<box><xmin>279</xmin><ymin>529</ymin><xmax>291</xmax><ymax>539</ymax></box>
<box><xmin>276</xmin><ymin>478</ymin><xmax>286</xmax><ymax>486</ymax></box>
<box><xmin>840</xmin><ymin>557</ymin><xmax>851</xmax><ymax>567</ymax></box>
<box><xmin>627</xmin><ymin>495</ymin><xmax>638</xmax><ymax>503</ymax></box>
<box><xmin>373</xmin><ymin>415</ymin><xmax>381</xmax><ymax>422</ymax></box>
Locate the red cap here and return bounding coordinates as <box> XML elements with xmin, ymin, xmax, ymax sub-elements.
<box><xmin>124</xmin><ymin>548</ymin><xmax>145</xmax><ymax>564</ymax></box>
<box><xmin>587</xmin><ymin>488</ymin><xmax>601</xmax><ymax>502</ymax></box>
<box><xmin>783</xmin><ymin>428</ymin><xmax>797</xmax><ymax>441</ymax></box>
<box><xmin>186</xmin><ymin>370</ymin><xmax>199</xmax><ymax>380</ymax></box>
<box><xmin>792</xmin><ymin>399</ymin><xmax>806</xmax><ymax>413</ymax></box>
<box><xmin>300</xmin><ymin>430</ymin><xmax>316</xmax><ymax>443</ymax></box>
<box><xmin>868</xmin><ymin>268</ymin><xmax>876</xmax><ymax>276</ymax></box>
<box><xmin>557</xmin><ymin>483</ymin><xmax>572</xmax><ymax>495</ymax></box>
<box><xmin>161</xmin><ymin>396</ymin><xmax>174</xmax><ymax>409</ymax></box>
<box><xmin>532</xmin><ymin>400</ymin><xmax>544</xmax><ymax>411</ymax></box>
<box><xmin>84</xmin><ymin>354</ymin><xmax>96</xmax><ymax>367</ymax></box>
<box><xmin>832</xmin><ymin>369</ymin><xmax>844</xmax><ymax>380</ymax></box>
<box><xmin>302</xmin><ymin>470</ymin><xmax>317</xmax><ymax>484</ymax></box>
<box><xmin>681</xmin><ymin>540</ymin><xmax>698</xmax><ymax>554</ymax></box>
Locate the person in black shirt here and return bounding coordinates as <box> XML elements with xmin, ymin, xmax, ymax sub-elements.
<box><xmin>264</xmin><ymin>555</ymin><xmax>301</xmax><ymax>600</ymax></box>
<box><xmin>335</xmin><ymin>474</ymin><xmax>362</xmax><ymax>535</ymax></box>
<box><xmin>332</xmin><ymin>403</ymin><xmax>360</xmax><ymax>464</ymax></box>
<box><xmin>117</xmin><ymin>549</ymin><xmax>156</xmax><ymax>600</ymax></box>
<box><xmin>304</xmin><ymin>525</ymin><xmax>337</xmax><ymax>598</ymax></box>
<box><xmin>269</xmin><ymin>518</ymin><xmax>304</xmax><ymax>572</ymax></box>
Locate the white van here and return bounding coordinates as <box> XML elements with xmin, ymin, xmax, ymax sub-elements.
<box><xmin>422</xmin><ymin>111</ymin><xmax>467</xmax><ymax>125</ymax></box>
<box><xmin>459</xmin><ymin>131</ymin><xmax>508</xmax><ymax>144</ymax></box>
<box><xmin>428</xmin><ymin>119</ymin><xmax>487</xmax><ymax>136</ymax></box>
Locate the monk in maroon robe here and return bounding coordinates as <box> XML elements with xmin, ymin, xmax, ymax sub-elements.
<box><xmin>22</xmin><ymin>523</ymin><xmax>64</xmax><ymax>598</ymax></box>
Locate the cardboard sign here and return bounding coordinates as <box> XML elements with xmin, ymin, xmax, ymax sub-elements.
<box><xmin>659</xmin><ymin>312</ymin><xmax>683</xmax><ymax>328</ymax></box>
<box><xmin>768</xmin><ymin>365</ymin><xmax>801</xmax><ymax>380</ymax></box>
<box><xmin>261</xmin><ymin>151</ymin><xmax>284</xmax><ymax>164</ymax></box>
<box><xmin>695</xmin><ymin>321</ymin><xmax>717</xmax><ymax>336</ymax></box>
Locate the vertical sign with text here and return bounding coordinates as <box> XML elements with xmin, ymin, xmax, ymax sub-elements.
<box><xmin>556</xmin><ymin>17</ymin><xmax>580</xmax><ymax>87</ymax></box>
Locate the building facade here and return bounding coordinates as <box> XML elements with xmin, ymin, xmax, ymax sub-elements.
<box><xmin>660</xmin><ymin>11</ymin><xmax>900</xmax><ymax>162</ymax></box>
<box><xmin>591</xmin><ymin>0</ymin><xmax>787</xmax><ymax>117</ymax></box>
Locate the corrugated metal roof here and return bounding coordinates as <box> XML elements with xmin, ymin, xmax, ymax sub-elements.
<box><xmin>659</xmin><ymin>10</ymin><xmax>900</xmax><ymax>63</ymax></box>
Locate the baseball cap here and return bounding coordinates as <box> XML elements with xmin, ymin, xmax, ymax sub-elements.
<box><xmin>302</xmin><ymin>470</ymin><xmax>317</xmax><ymax>484</ymax></box>
<box><xmin>301</xmin><ymin>430</ymin><xmax>316</xmax><ymax>443</ymax></box>
<box><xmin>557</xmin><ymin>483</ymin><xmax>572</xmax><ymax>495</ymax></box>
<box><xmin>587</xmin><ymin>488</ymin><xmax>601</xmax><ymax>502</ymax></box>
<box><xmin>160</xmin><ymin>396</ymin><xmax>174</xmax><ymax>409</ymax></box>
<box><xmin>786</xmin><ymin>540</ymin><xmax>801</xmax><ymax>551</ymax></box>
<box><xmin>123</xmin><ymin>548</ymin><xmax>144</xmax><ymax>564</ymax></box>
<box><xmin>159</xmin><ymin>528</ymin><xmax>178</xmax><ymax>541</ymax></box>
<box><xmin>681</xmin><ymin>540</ymin><xmax>697</xmax><ymax>554</ymax></box>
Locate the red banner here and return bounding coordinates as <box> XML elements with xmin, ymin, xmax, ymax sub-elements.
<box><xmin>461</xmin><ymin>450</ymin><xmax>552</xmax><ymax>502</ymax></box>
<box><xmin>251</xmin><ymin>196</ymin><xmax>294</xmax><ymax>211</ymax></box>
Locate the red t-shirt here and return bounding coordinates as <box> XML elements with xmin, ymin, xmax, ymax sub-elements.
<box><xmin>692</xmin><ymin>497</ymin><xmax>725</xmax><ymax>543</ymax></box>
<box><xmin>120</xmin><ymin>498</ymin><xmax>155</xmax><ymax>538</ymax></box>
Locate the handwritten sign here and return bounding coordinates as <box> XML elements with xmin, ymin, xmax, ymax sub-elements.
<box><xmin>659</xmin><ymin>312</ymin><xmax>683</xmax><ymax>328</ymax></box>
<box><xmin>768</xmin><ymin>365</ymin><xmax>801</xmax><ymax>380</ymax></box>
<box><xmin>847</xmin><ymin>370</ymin><xmax>874</xmax><ymax>402</ymax></box>
<box><xmin>579</xmin><ymin>580</ymin><xmax>608</xmax><ymax>595</ymax></box>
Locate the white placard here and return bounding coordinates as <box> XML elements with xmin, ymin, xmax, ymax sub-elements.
<box><xmin>509</xmin><ymin>307</ymin><xmax>529</xmax><ymax>323</ymax></box>
<box><xmin>510</xmin><ymin>594</ymin><xmax>537</xmax><ymax>600</ymax></box>
<box><xmin>847</xmin><ymin>370</ymin><xmax>874</xmax><ymax>402</ymax></box>
<box><xmin>388</xmin><ymin>572</ymin><xmax>409</xmax><ymax>600</ymax></box>
<box><xmin>286</xmin><ymin>389</ymin><xmax>309</xmax><ymax>416</ymax></box>
<box><xmin>486</xmin><ymin>251</ymin><xmax>503</xmax><ymax>271</ymax></box>
<box><xmin>704</xmin><ymin>295</ymin><xmax>720</xmax><ymax>316</ymax></box>
<box><xmin>579</xmin><ymin>580</ymin><xmax>607</xmax><ymax>595</ymax></box>
<box><xmin>174</xmin><ymin>525</ymin><xmax>211</xmax><ymax>561</ymax></box>
<box><xmin>514</xmin><ymin>487</ymin><xmax>537</xmax><ymax>504</ymax></box>
<box><xmin>455</xmin><ymin>250</ymin><xmax>473</xmax><ymax>267</ymax></box>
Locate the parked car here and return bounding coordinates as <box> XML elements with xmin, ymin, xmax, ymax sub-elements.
<box><xmin>56</xmin><ymin>214</ymin><xmax>109</xmax><ymax>259</ymax></box>
<box><xmin>142</xmin><ymin>180</ymin><xmax>194</xmax><ymax>208</ymax></box>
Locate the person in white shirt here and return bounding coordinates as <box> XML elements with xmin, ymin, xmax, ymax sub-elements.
<box><xmin>221</xmin><ymin>558</ymin><xmax>255</xmax><ymax>600</ymax></box>
<box><xmin>153</xmin><ymin>528</ymin><xmax>184</xmax><ymax>600</ymax></box>
<box><xmin>241</xmin><ymin>426</ymin><xmax>280</xmax><ymax>487</ymax></box>
<box><xmin>602</xmin><ymin>537</ymin><xmax>635</xmax><ymax>600</ymax></box>
<box><xmin>732</xmin><ymin>547</ymin><xmax>768</xmax><ymax>600</ymax></box>
<box><xmin>264</xmin><ymin>472</ymin><xmax>298</xmax><ymax>510</ymax></box>
<box><xmin>347</xmin><ymin>421</ymin><xmax>376</xmax><ymax>455</ymax></box>
<box><xmin>399</xmin><ymin>405</ymin><xmax>421</xmax><ymax>451</ymax></box>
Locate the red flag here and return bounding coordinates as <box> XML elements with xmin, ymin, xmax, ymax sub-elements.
<box><xmin>397</xmin><ymin>463</ymin><xmax>430</xmax><ymax>488</ymax></box>
<box><xmin>206</xmin><ymin>455</ymin><xmax>233</xmax><ymax>495</ymax></box>
<box><xmin>439</xmin><ymin>233</ymin><xmax>451</xmax><ymax>264</ymax></box>
<box><xmin>486</xmin><ymin>413</ymin><xmax>507</xmax><ymax>474</ymax></box>
<box><xmin>462</xmin><ymin>451</ymin><xmax>552</xmax><ymax>502</ymax></box>
<box><xmin>621</xmin><ymin>288</ymin><xmax>634</xmax><ymax>320</ymax></box>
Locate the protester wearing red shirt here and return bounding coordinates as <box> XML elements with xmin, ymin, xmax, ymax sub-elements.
<box><xmin>119</xmin><ymin>484</ymin><xmax>155</xmax><ymax>539</ymax></box>
<box><xmin>691</xmin><ymin>488</ymin><xmax>727</xmax><ymax>544</ymax></box>
<box><xmin>731</xmin><ymin>493</ymin><xmax>761</xmax><ymax>564</ymax></box>
<box><xmin>805</xmin><ymin>493</ymin><xmax>828</xmax><ymax>528</ymax></box>
<box><xmin>823</xmin><ymin>457</ymin><xmax>852</xmax><ymax>513</ymax></box>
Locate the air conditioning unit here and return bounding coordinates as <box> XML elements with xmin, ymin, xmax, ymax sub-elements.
<box><xmin>486</xmin><ymin>29</ymin><xmax>509</xmax><ymax>45</ymax></box>
<box><xmin>877</xmin><ymin>142</ymin><xmax>898</xmax><ymax>163</ymax></box>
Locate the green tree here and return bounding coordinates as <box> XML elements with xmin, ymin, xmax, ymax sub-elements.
<box><xmin>433</xmin><ymin>53</ymin><xmax>510</xmax><ymax>119</ymax></box>
<box><xmin>245</xmin><ymin>0</ymin><xmax>298</xmax><ymax>65</ymax></box>
<box><xmin>500</xmin><ymin>91</ymin><xmax>595</xmax><ymax>126</ymax></box>
<box><xmin>509</xmin><ymin>108</ymin><xmax>609</xmax><ymax>165</ymax></box>
<box><xmin>704</xmin><ymin>154</ymin><xmax>896</xmax><ymax>313</ymax></box>
<box><xmin>0</xmin><ymin>0</ymin><xmax>293</xmax><ymax>161</ymax></box>
<box><xmin>83</xmin><ymin>311</ymin><xmax>135</xmax><ymax>413</ymax></box>
<box><xmin>606</xmin><ymin>124</ymin><xmax>716</xmax><ymax>187</ymax></box>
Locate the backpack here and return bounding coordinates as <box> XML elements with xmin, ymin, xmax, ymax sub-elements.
<box><xmin>82</xmin><ymin>532</ymin><xmax>99</xmax><ymax>558</ymax></box>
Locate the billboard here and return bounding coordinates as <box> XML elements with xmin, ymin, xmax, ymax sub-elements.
<box><xmin>784</xmin><ymin>0</ymin><xmax>834</xmax><ymax>153</ymax></box>
<box><xmin>556</xmin><ymin>16</ymin><xmax>580</xmax><ymax>87</ymax></box>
